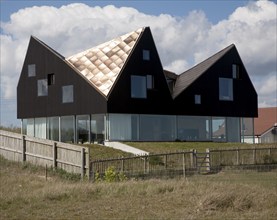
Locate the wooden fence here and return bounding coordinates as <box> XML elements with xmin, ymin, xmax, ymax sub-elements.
<box><xmin>0</xmin><ymin>130</ymin><xmax>90</xmax><ymax>179</ymax></box>
<box><xmin>90</xmin><ymin>146</ymin><xmax>277</xmax><ymax>180</ymax></box>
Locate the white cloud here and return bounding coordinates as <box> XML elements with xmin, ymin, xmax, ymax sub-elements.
<box><xmin>0</xmin><ymin>0</ymin><xmax>276</xmax><ymax>125</ymax></box>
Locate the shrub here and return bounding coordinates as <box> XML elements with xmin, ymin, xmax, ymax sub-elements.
<box><xmin>100</xmin><ymin>166</ymin><xmax>128</xmax><ymax>182</ymax></box>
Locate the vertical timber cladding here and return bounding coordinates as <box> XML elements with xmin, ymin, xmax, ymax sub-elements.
<box><xmin>107</xmin><ymin>27</ymin><xmax>174</xmax><ymax>115</ymax></box>
<box><xmin>173</xmin><ymin>46</ymin><xmax>258</xmax><ymax>117</ymax></box>
<box><xmin>17</xmin><ymin>37</ymin><xmax>107</xmax><ymax>119</ymax></box>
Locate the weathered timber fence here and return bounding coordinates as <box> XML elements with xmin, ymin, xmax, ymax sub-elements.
<box><xmin>0</xmin><ymin>130</ymin><xmax>90</xmax><ymax>179</ymax></box>
<box><xmin>90</xmin><ymin>151</ymin><xmax>196</xmax><ymax>179</ymax></box>
<box><xmin>91</xmin><ymin>147</ymin><xmax>277</xmax><ymax>179</ymax></box>
<box><xmin>209</xmin><ymin>147</ymin><xmax>277</xmax><ymax>172</ymax></box>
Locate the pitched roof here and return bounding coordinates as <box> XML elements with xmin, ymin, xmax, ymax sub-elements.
<box><xmin>254</xmin><ymin>107</ymin><xmax>277</xmax><ymax>135</ymax></box>
<box><xmin>66</xmin><ymin>27</ymin><xmax>144</xmax><ymax>96</ymax></box>
<box><xmin>172</xmin><ymin>44</ymin><xmax>235</xmax><ymax>99</ymax></box>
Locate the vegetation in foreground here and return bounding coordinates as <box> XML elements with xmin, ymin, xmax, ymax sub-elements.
<box><xmin>1</xmin><ymin>157</ymin><xmax>276</xmax><ymax>220</ymax></box>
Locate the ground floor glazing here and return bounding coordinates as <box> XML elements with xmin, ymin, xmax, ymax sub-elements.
<box><xmin>21</xmin><ymin>114</ymin><xmax>254</xmax><ymax>143</ymax></box>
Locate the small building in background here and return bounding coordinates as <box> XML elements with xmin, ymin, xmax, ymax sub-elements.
<box><xmin>17</xmin><ymin>27</ymin><xmax>258</xmax><ymax>143</ymax></box>
<box><xmin>254</xmin><ymin>107</ymin><xmax>277</xmax><ymax>143</ymax></box>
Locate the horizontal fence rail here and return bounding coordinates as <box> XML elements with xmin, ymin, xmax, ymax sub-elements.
<box><xmin>0</xmin><ymin>130</ymin><xmax>90</xmax><ymax>179</ymax></box>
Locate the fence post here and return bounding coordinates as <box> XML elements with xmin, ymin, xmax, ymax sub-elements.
<box><xmin>22</xmin><ymin>135</ymin><xmax>26</xmax><ymax>162</ymax></box>
<box><xmin>52</xmin><ymin>142</ymin><xmax>57</xmax><ymax>169</ymax></box>
<box><xmin>190</xmin><ymin>149</ymin><xmax>194</xmax><ymax>168</ymax></box>
<box><xmin>206</xmin><ymin>148</ymin><xmax>210</xmax><ymax>173</ymax></box>
<box><xmin>182</xmin><ymin>153</ymin><xmax>186</xmax><ymax>178</ymax></box>
<box><xmin>81</xmin><ymin>148</ymin><xmax>85</xmax><ymax>180</ymax></box>
<box><xmin>236</xmin><ymin>148</ymin><xmax>240</xmax><ymax>165</ymax></box>
<box><xmin>164</xmin><ymin>155</ymin><xmax>167</xmax><ymax>169</ymax></box>
<box><xmin>253</xmin><ymin>148</ymin><xmax>256</xmax><ymax>164</ymax></box>
<box><xmin>144</xmin><ymin>155</ymin><xmax>148</xmax><ymax>174</ymax></box>
<box><xmin>121</xmin><ymin>156</ymin><xmax>124</xmax><ymax>172</ymax></box>
<box><xmin>86</xmin><ymin>147</ymin><xmax>91</xmax><ymax>180</ymax></box>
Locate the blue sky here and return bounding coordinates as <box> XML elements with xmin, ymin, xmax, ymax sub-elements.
<box><xmin>0</xmin><ymin>0</ymin><xmax>276</xmax><ymax>127</ymax></box>
<box><xmin>1</xmin><ymin>0</ymin><xmax>249</xmax><ymax>23</ymax></box>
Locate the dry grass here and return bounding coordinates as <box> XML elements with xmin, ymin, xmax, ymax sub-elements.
<box><xmin>125</xmin><ymin>142</ymin><xmax>277</xmax><ymax>153</ymax></box>
<box><xmin>1</xmin><ymin>157</ymin><xmax>277</xmax><ymax>219</ymax></box>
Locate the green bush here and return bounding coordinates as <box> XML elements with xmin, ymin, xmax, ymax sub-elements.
<box><xmin>96</xmin><ymin>166</ymin><xmax>128</xmax><ymax>183</ymax></box>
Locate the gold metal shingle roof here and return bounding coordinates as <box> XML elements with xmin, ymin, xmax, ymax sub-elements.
<box><xmin>66</xmin><ymin>27</ymin><xmax>144</xmax><ymax>96</ymax></box>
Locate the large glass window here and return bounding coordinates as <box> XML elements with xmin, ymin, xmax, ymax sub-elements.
<box><xmin>241</xmin><ymin>117</ymin><xmax>254</xmax><ymax>143</ymax></box>
<box><xmin>62</xmin><ymin>85</ymin><xmax>74</xmax><ymax>103</ymax></box>
<box><xmin>35</xmin><ymin>117</ymin><xmax>47</xmax><ymax>139</ymax></box>
<box><xmin>131</xmin><ymin>75</ymin><xmax>146</xmax><ymax>98</ymax></box>
<box><xmin>109</xmin><ymin>114</ymin><xmax>132</xmax><ymax>140</ymax></box>
<box><xmin>37</xmin><ymin>79</ymin><xmax>48</xmax><ymax>96</ymax></box>
<box><xmin>61</xmin><ymin>116</ymin><xmax>74</xmax><ymax>143</ymax></box>
<box><xmin>26</xmin><ymin>118</ymin><xmax>34</xmax><ymax>136</ymax></box>
<box><xmin>22</xmin><ymin>119</ymin><xmax>27</xmax><ymax>135</ymax></box>
<box><xmin>47</xmin><ymin>117</ymin><xmax>59</xmax><ymax>141</ymax></box>
<box><xmin>28</xmin><ymin>64</ymin><xmax>36</xmax><ymax>77</ymax></box>
<box><xmin>219</xmin><ymin>78</ymin><xmax>233</xmax><ymax>101</ymax></box>
<box><xmin>226</xmin><ymin>117</ymin><xmax>240</xmax><ymax>142</ymax></box>
<box><xmin>212</xmin><ymin>117</ymin><xmax>226</xmax><ymax>141</ymax></box>
<box><xmin>177</xmin><ymin>116</ymin><xmax>210</xmax><ymax>141</ymax></box>
<box><xmin>140</xmin><ymin>115</ymin><xmax>176</xmax><ymax>141</ymax></box>
<box><xmin>91</xmin><ymin>114</ymin><xmax>105</xmax><ymax>142</ymax></box>
<box><xmin>77</xmin><ymin>115</ymin><xmax>90</xmax><ymax>143</ymax></box>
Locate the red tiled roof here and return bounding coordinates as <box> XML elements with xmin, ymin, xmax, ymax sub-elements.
<box><xmin>254</xmin><ymin>107</ymin><xmax>277</xmax><ymax>135</ymax></box>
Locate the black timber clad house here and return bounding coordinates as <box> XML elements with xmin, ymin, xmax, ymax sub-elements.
<box><xmin>17</xmin><ymin>27</ymin><xmax>258</xmax><ymax>143</ymax></box>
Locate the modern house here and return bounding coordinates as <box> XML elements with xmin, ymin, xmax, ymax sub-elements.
<box><xmin>17</xmin><ymin>27</ymin><xmax>258</xmax><ymax>143</ymax></box>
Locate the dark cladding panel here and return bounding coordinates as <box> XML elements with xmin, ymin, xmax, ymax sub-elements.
<box><xmin>17</xmin><ymin>37</ymin><xmax>107</xmax><ymax>119</ymax></box>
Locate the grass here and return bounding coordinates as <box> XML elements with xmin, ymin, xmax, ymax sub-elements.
<box><xmin>84</xmin><ymin>144</ymin><xmax>133</xmax><ymax>160</ymax></box>
<box><xmin>1</xmin><ymin>156</ymin><xmax>276</xmax><ymax>219</ymax></box>
<box><xmin>125</xmin><ymin>142</ymin><xmax>277</xmax><ymax>153</ymax></box>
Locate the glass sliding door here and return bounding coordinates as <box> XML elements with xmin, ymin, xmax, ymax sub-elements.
<box><xmin>109</xmin><ymin>114</ymin><xmax>132</xmax><ymax>140</ymax></box>
<box><xmin>61</xmin><ymin>116</ymin><xmax>75</xmax><ymax>143</ymax></box>
<box><xmin>177</xmin><ymin>116</ymin><xmax>211</xmax><ymax>141</ymax></box>
<box><xmin>226</xmin><ymin>117</ymin><xmax>240</xmax><ymax>142</ymax></box>
<box><xmin>47</xmin><ymin>117</ymin><xmax>59</xmax><ymax>141</ymax></box>
<box><xmin>212</xmin><ymin>117</ymin><xmax>226</xmax><ymax>141</ymax></box>
<box><xmin>26</xmin><ymin>118</ymin><xmax>35</xmax><ymax>137</ymax></box>
<box><xmin>140</xmin><ymin>115</ymin><xmax>176</xmax><ymax>141</ymax></box>
<box><xmin>91</xmin><ymin>114</ymin><xmax>105</xmax><ymax>142</ymax></box>
<box><xmin>76</xmin><ymin>115</ymin><xmax>90</xmax><ymax>143</ymax></box>
<box><xmin>35</xmin><ymin>117</ymin><xmax>47</xmax><ymax>139</ymax></box>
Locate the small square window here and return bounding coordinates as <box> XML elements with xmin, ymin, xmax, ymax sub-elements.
<box><xmin>232</xmin><ymin>64</ymin><xmax>240</xmax><ymax>79</ymax></box>
<box><xmin>143</xmin><ymin>50</ymin><xmax>150</xmax><ymax>61</ymax></box>
<box><xmin>146</xmin><ymin>75</ymin><xmax>154</xmax><ymax>89</ymax></box>
<box><xmin>195</xmin><ymin>95</ymin><xmax>201</xmax><ymax>104</ymax></box>
<box><xmin>37</xmin><ymin>79</ymin><xmax>48</xmax><ymax>96</ymax></box>
<box><xmin>62</xmin><ymin>85</ymin><xmax>74</xmax><ymax>103</ymax></box>
<box><xmin>28</xmin><ymin>64</ymin><xmax>36</xmax><ymax>77</ymax></box>
<box><xmin>48</xmin><ymin>73</ymin><xmax>55</xmax><ymax>85</ymax></box>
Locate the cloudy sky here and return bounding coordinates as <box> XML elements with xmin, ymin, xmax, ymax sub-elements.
<box><xmin>0</xmin><ymin>0</ymin><xmax>276</xmax><ymax>126</ymax></box>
